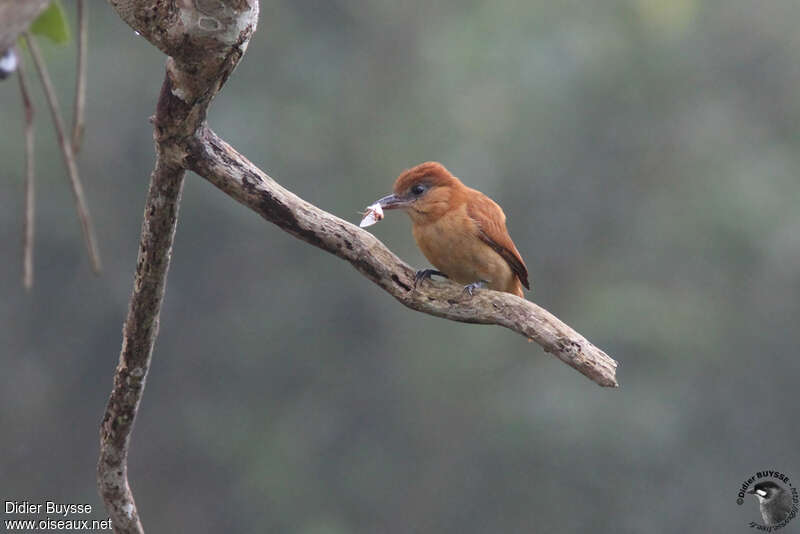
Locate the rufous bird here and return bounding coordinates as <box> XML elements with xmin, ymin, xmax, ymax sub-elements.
<box><xmin>375</xmin><ymin>162</ymin><xmax>529</xmax><ymax>298</ymax></box>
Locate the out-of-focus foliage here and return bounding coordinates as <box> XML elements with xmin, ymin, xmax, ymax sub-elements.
<box><xmin>1</xmin><ymin>1</ymin><xmax>799</xmax><ymax>533</ymax></box>
<box><xmin>29</xmin><ymin>1</ymin><xmax>70</xmax><ymax>44</ymax></box>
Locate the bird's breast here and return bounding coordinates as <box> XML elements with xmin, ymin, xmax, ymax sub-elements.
<box><xmin>411</xmin><ymin>204</ymin><xmax>514</xmax><ymax>290</ymax></box>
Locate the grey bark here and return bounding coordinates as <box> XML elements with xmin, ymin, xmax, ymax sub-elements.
<box><xmin>98</xmin><ymin>2</ymin><xmax>259</xmax><ymax>533</ymax></box>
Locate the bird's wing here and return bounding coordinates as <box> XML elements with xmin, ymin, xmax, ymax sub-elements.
<box><xmin>467</xmin><ymin>194</ymin><xmax>530</xmax><ymax>289</ymax></box>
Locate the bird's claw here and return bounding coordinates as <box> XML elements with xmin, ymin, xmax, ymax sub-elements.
<box><xmin>462</xmin><ymin>280</ymin><xmax>488</xmax><ymax>296</ymax></box>
<box><xmin>414</xmin><ymin>269</ymin><xmax>447</xmax><ymax>289</ymax></box>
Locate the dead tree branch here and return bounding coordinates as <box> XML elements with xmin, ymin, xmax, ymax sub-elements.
<box><xmin>97</xmin><ymin>134</ymin><xmax>185</xmax><ymax>534</ymax></box>
<box><xmin>100</xmin><ymin>0</ymin><xmax>616</xmax><ymax>531</ymax></box>
<box><xmin>99</xmin><ymin>1</ymin><xmax>259</xmax><ymax>532</ymax></box>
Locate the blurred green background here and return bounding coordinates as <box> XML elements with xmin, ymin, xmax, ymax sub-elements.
<box><xmin>2</xmin><ymin>1</ymin><xmax>799</xmax><ymax>532</ymax></box>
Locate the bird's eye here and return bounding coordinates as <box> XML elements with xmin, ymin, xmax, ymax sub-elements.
<box><xmin>411</xmin><ymin>184</ymin><xmax>426</xmax><ymax>196</ymax></box>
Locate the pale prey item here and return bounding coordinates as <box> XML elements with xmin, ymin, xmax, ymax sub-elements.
<box><xmin>359</xmin><ymin>202</ymin><xmax>384</xmax><ymax>228</ymax></box>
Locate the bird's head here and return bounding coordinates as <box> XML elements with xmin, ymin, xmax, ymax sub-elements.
<box><xmin>376</xmin><ymin>162</ymin><xmax>462</xmax><ymax>224</ymax></box>
<box><xmin>748</xmin><ymin>481</ymin><xmax>784</xmax><ymax>502</ymax></box>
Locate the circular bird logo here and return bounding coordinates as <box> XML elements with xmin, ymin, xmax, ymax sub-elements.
<box><xmin>736</xmin><ymin>470</ymin><xmax>799</xmax><ymax>530</ymax></box>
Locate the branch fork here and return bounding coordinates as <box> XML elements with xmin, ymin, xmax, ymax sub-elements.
<box><xmin>99</xmin><ymin>1</ymin><xmax>618</xmax><ymax>532</ymax></box>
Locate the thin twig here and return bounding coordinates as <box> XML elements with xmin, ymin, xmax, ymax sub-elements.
<box><xmin>24</xmin><ymin>33</ymin><xmax>101</xmax><ymax>273</ymax></box>
<box><xmin>17</xmin><ymin>49</ymin><xmax>35</xmax><ymax>291</ymax></box>
<box><xmin>72</xmin><ymin>0</ymin><xmax>87</xmax><ymax>152</ymax></box>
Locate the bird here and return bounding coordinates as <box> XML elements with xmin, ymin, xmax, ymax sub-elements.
<box><xmin>374</xmin><ymin>161</ymin><xmax>529</xmax><ymax>298</ymax></box>
<box><xmin>747</xmin><ymin>481</ymin><xmax>793</xmax><ymax>526</ymax></box>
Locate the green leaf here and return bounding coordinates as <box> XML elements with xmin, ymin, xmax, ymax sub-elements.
<box><xmin>30</xmin><ymin>1</ymin><xmax>71</xmax><ymax>45</ymax></box>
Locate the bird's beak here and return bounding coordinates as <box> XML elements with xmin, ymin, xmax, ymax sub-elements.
<box><xmin>377</xmin><ymin>193</ymin><xmax>411</xmax><ymax>210</ymax></box>
<box><xmin>746</xmin><ymin>488</ymin><xmax>756</xmax><ymax>494</ymax></box>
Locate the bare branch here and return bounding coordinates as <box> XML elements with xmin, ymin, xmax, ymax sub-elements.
<box><xmin>187</xmin><ymin>129</ymin><xmax>619</xmax><ymax>387</ymax></box>
<box><xmin>98</xmin><ymin>0</ymin><xmax>616</xmax><ymax>530</ymax></box>
<box><xmin>72</xmin><ymin>0</ymin><xmax>88</xmax><ymax>152</ymax></box>
<box><xmin>97</xmin><ymin>141</ymin><xmax>185</xmax><ymax>534</ymax></box>
<box><xmin>17</xmin><ymin>49</ymin><xmax>35</xmax><ymax>290</ymax></box>
<box><xmin>24</xmin><ymin>33</ymin><xmax>102</xmax><ymax>273</ymax></box>
<box><xmin>99</xmin><ymin>2</ymin><xmax>260</xmax><ymax>531</ymax></box>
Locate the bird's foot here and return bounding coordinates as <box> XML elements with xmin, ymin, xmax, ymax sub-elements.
<box><xmin>462</xmin><ymin>280</ymin><xmax>488</xmax><ymax>296</ymax></box>
<box><xmin>414</xmin><ymin>269</ymin><xmax>447</xmax><ymax>289</ymax></box>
